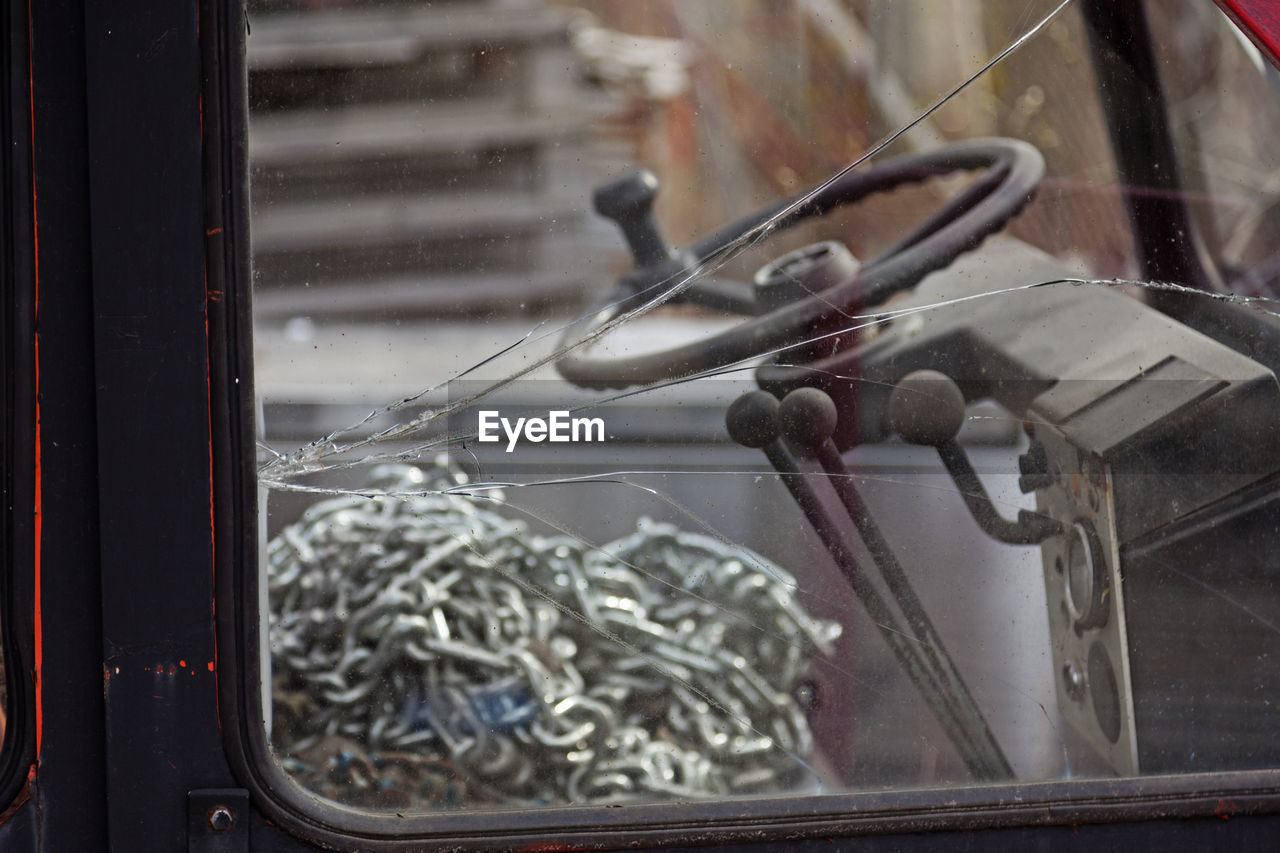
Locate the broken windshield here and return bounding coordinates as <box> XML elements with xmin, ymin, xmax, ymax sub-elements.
<box><xmin>246</xmin><ymin>0</ymin><xmax>1280</xmax><ymax>822</ymax></box>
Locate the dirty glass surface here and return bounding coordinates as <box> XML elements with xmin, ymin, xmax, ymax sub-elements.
<box><xmin>248</xmin><ymin>0</ymin><xmax>1280</xmax><ymax>817</ymax></box>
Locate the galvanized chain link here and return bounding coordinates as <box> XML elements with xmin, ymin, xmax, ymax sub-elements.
<box><xmin>268</xmin><ymin>459</ymin><xmax>840</xmax><ymax>809</ymax></box>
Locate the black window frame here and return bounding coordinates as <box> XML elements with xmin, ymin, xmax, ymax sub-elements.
<box><xmin>0</xmin><ymin>0</ymin><xmax>38</xmax><ymax>819</ymax></box>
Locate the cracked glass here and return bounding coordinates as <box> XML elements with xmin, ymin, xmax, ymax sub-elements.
<box><xmin>247</xmin><ymin>0</ymin><xmax>1280</xmax><ymax>818</ymax></box>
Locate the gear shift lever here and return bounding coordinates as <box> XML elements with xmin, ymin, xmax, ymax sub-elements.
<box><xmin>887</xmin><ymin>370</ymin><xmax>1061</xmax><ymax>544</ymax></box>
<box><xmin>726</xmin><ymin>389</ymin><xmax>1013</xmax><ymax>780</ymax></box>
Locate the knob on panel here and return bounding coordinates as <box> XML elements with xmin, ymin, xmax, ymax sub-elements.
<box><xmin>1065</xmin><ymin>520</ymin><xmax>1110</xmax><ymax>632</ymax></box>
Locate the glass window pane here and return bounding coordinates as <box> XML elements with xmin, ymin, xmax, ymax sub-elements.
<box><xmin>248</xmin><ymin>0</ymin><xmax>1280</xmax><ymax>818</ymax></box>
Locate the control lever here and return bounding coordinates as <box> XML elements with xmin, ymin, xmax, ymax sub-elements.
<box><xmin>726</xmin><ymin>389</ymin><xmax>1013</xmax><ymax>780</ymax></box>
<box><xmin>593</xmin><ymin>170</ymin><xmax>682</xmax><ymax>269</ymax></box>
<box><xmin>592</xmin><ymin>171</ymin><xmax>768</xmax><ymax>316</ymax></box>
<box><xmin>887</xmin><ymin>370</ymin><xmax>1062</xmax><ymax>545</ymax></box>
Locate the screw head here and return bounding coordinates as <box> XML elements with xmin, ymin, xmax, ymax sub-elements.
<box><xmin>1062</xmin><ymin>660</ymin><xmax>1086</xmax><ymax>701</ymax></box>
<box><xmin>207</xmin><ymin>805</ymin><xmax>235</xmax><ymax>833</ymax></box>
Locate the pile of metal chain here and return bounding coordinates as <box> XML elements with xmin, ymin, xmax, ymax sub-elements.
<box><xmin>268</xmin><ymin>460</ymin><xmax>840</xmax><ymax>809</ymax></box>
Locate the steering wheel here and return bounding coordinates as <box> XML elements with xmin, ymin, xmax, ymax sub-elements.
<box><xmin>556</xmin><ymin>138</ymin><xmax>1044</xmax><ymax>390</ymax></box>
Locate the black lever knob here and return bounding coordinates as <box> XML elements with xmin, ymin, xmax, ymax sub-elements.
<box><xmin>887</xmin><ymin>370</ymin><xmax>966</xmax><ymax>447</ymax></box>
<box><xmin>888</xmin><ymin>370</ymin><xmax>1062</xmax><ymax>545</ymax></box>
<box><xmin>725</xmin><ymin>390</ymin><xmax>781</xmax><ymax>449</ymax></box>
<box><xmin>592</xmin><ymin>170</ymin><xmax>680</xmax><ymax>268</ymax></box>
<box><xmin>778</xmin><ymin>387</ymin><xmax>840</xmax><ymax>453</ymax></box>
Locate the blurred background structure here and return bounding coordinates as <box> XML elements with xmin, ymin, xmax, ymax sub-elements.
<box><xmin>244</xmin><ymin>0</ymin><xmax>1132</xmax><ymax>327</ymax></box>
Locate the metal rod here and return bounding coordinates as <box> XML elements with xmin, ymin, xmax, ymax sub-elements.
<box><xmin>725</xmin><ymin>388</ymin><xmax>1011</xmax><ymax>781</ymax></box>
<box><xmin>811</xmin><ymin>439</ymin><xmax>1013</xmax><ymax>780</ymax></box>
<box><xmin>936</xmin><ymin>440</ymin><xmax>1060</xmax><ymax>545</ymax></box>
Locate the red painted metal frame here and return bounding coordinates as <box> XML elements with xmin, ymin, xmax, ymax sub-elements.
<box><xmin>1215</xmin><ymin>0</ymin><xmax>1280</xmax><ymax>68</ymax></box>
